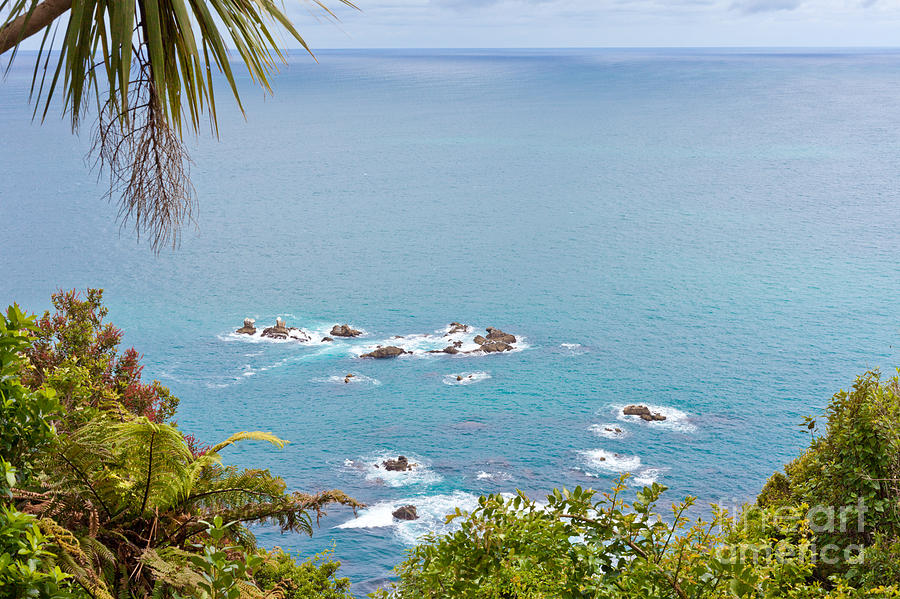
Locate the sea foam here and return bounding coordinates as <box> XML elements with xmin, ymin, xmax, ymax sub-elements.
<box><xmin>343</xmin><ymin>452</ymin><xmax>442</xmax><ymax>488</ymax></box>
<box><xmin>443</xmin><ymin>371</ymin><xmax>491</xmax><ymax>385</ymax></box>
<box><xmin>336</xmin><ymin>491</ymin><xmax>480</xmax><ymax>545</ymax></box>
<box><xmin>579</xmin><ymin>449</ymin><xmax>662</xmax><ymax>485</ymax></box>
<box><xmin>609</xmin><ymin>403</ymin><xmax>697</xmax><ymax>433</ymax></box>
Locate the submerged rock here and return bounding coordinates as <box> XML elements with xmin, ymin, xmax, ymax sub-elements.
<box><xmin>331</xmin><ymin>324</ymin><xmax>362</xmax><ymax>338</ymax></box>
<box><xmin>382</xmin><ymin>456</ymin><xmax>417</xmax><ymax>472</ymax></box>
<box><xmin>623</xmin><ymin>405</ymin><xmax>666</xmax><ymax>422</ymax></box>
<box><xmin>392</xmin><ymin>505</ymin><xmax>419</xmax><ymax>521</ymax></box>
<box><xmin>361</xmin><ymin>346</ymin><xmax>409</xmax><ymax>359</ymax></box>
<box><xmin>322</xmin><ymin>337</ymin><xmax>334</xmax><ymax>342</ymax></box>
<box><xmin>428</xmin><ymin>345</ymin><xmax>460</xmax><ymax>355</ymax></box>
<box><xmin>236</xmin><ymin>318</ymin><xmax>256</xmax><ymax>335</ymax></box>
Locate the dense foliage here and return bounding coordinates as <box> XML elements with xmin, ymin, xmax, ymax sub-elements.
<box><xmin>0</xmin><ymin>290</ymin><xmax>359</xmax><ymax>598</ymax></box>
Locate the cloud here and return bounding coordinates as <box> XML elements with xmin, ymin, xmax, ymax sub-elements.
<box><xmin>731</xmin><ymin>0</ymin><xmax>801</xmax><ymax>13</ymax></box>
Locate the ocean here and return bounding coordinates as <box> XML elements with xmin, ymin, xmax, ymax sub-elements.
<box><xmin>3</xmin><ymin>48</ymin><xmax>900</xmax><ymax>593</ymax></box>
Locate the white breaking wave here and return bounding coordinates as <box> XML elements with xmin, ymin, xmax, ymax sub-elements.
<box><xmin>579</xmin><ymin>449</ymin><xmax>662</xmax><ymax>485</ymax></box>
<box><xmin>342</xmin><ymin>452</ymin><xmax>442</xmax><ymax>488</ymax></box>
<box><xmin>220</xmin><ymin>319</ymin><xmax>365</xmax><ymax>345</ymax></box>
<box><xmin>353</xmin><ymin>324</ymin><xmax>528</xmax><ymax>358</ymax></box>
<box><xmin>443</xmin><ymin>371</ymin><xmax>491</xmax><ymax>386</ymax></box>
<box><xmin>313</xmin><ymin>374</ymin><xmax>381</xmax><ymax>386</ymax></box>
<box><xmin>475</xmin><ymin>470</ymin><xmax>511</xmax><ymax>481</ymax></box>
<box><xmin>560</xmin><ymin>343</ymin><xmax>588</xmax><ymax>355</ymax></box>
<box><xmin>581</xmin><ymin>449</ymin><xmax>643</xmax><ymax>473</ymax></box>
<box><xmin>609</xmin><ymin>403</ymin><xmax>698</xmax><ymax>433</ymax></box>
<box><xmin>336</xmin><ymin>491</ymin><xmax>480</xmax><ymax>545</ymax></box>
<box><xmin>588</xmin><ymin>423</ymin><xmax>630</xmax><ymax>439</ymax></box>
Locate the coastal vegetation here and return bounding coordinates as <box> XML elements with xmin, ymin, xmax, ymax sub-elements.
<box><xmin>1</xmin><ymin>289</ymin><xmax>357</xmax><ymax>598</ymax></box>
<box><xmin>3</xmin><ymin>288</ymin><xmax>900</xmax><ymax>597</ymax></box>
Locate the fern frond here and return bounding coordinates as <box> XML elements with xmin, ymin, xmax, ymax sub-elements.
<box><xmin>208</xmin><ymin>431</ymin><xmax>290</xmax><ymax>454</ymax></box>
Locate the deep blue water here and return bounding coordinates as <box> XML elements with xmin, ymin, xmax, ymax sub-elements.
<box><xmin>3</xmin><ymin>48</ymin><xmax>900</xmax><ymax>593</ymax></box>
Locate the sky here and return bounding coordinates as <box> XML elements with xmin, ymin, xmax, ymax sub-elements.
<box><xmin>283</xmin><ymin>0</ymin><xmax>900</xmax><ymax>48</ymax></box>
<box><xmin>5</xmin><ymin>0</ymin><xmax>900</xmax><ymax>52</ymax></box>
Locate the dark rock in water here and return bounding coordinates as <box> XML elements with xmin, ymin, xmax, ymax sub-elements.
<box><xmin>382</xmin><ymin>456</ymin><xmax>417</xmax><ymax>471</ymax></box>
<box><xmin>322</xmin><ymin>337</ymin><xmax>334</xmax><ymax>342</ymax></box>
<box><xmin>331</xmin><ymin>324</ymin><xmax>362</xmax><ymax>337</ymax></box>
<box><xmin>428</xmin><ymin>345</ymin><xmax>460</xmax><ymax>355</ymax></box>
<box><xmin>446</xmin><ymin>322</ymin><xmax>470</xmax><ymax>335</ymax></box>
<box><xmin>477</xmin><ymin>341</ymin><xmax>513</xmax><ymax>353</ymax></box>
<box><xmin>236</xmin><ymin>318</ymin><xmax>257</xmax><ymax>335</ymax></box>
<box><xmin>473</xmin><ymin>335</ymin><xmax>487</xmax><ymax>345</ymax></box>
<box><xmin>453</xmin><ymin>341</ymin><xmax>463</xmax><ymax>348</ymax></box>
<box><xmin>623</xmin><ymin>405</ymin><xmax>666</xmax><ymax>422</ymax></box>
<box><xmin>392</xmin><ymin>505</ymin><xmax>419</xmax><ymax>521</ymax></box>
<box><xmin>344</xmin><ymin>374</ymin><xmax>354</xmax><ymax>384</ymax></box>
<box><xmin>262</xmin><ymin>318</ymin><xmax>311</xmax><ymax>342</ymax></box>
<box><xmin>486</xmin><ymin>327</ymin><xmax>517</xmax><ymax>344</ymax></box>
<box><xmin>457</xmin><ymin>375</ymin><xmax>463</xmax><ymax>381</ymax></box>
<box><xmin>361</xmin><ymin>346</ymin><xmax>408</xmax><ymax>359</ymax></box>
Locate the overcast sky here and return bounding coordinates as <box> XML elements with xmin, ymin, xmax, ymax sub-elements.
<box><xmin>283</xmin><ymin>0</ymin><xmax>900</xmax><ymax>48</ymax></box>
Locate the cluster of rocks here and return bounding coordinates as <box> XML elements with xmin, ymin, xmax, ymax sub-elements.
<box><xmin>392</xmin><ymin>505</ymin><xmax>419</xmax><ymax>521</ymax></box>
<box><xmin>235</xmin><ymin>317</ymin><xmax>314</xmax><ymax>342</ymax></box>
<box><xmin>623</xmin><ymin>405</ymin><xmax>667</xmax><ymax>422</ymax></box>
<box><xmin>382</xmin><ymin>455</ymin><xmax>417</xmax><ymax>472</ymax></box>
<box><xmin>236</xmin><ymin>318</ymin><xmax>364</xmax><ymax>343</ymax></box>
<box><xmin>427</xmin><ymin>324</ymin><xmax>518</xmax><ymax>355</ymax></box>
<box><xmin>472</xmin><ymin>327</ymin><xmax>517</xmax><ymax>353</ymax></box>
<box><xmin>603</xmin><ymin>426</ymin><xmax>624</xmax><ymax>434</ymax></box>
<box><xmin>236</xmin><ymin>318</ymin><xmax>519</xmax><ymax>357</ymax></box>
<box><xmin>344</xmin><ymin>374</ymin><xmax>354</xmax><ymax>384</ymax></box>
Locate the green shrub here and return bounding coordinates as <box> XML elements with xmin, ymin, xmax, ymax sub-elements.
<box><xmin>253</xmin><ymin>546</ymin><xmax>353</xmax><ymax>599</ymax></box>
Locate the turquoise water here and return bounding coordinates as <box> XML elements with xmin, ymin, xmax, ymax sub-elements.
<box><xmin>4</xmin><ymin>48</ymin><xmax>900</xmax><ymax>593</ymax></box>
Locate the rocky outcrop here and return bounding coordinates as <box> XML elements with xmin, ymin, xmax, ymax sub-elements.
<box><xmin>446</xmin><ymin>322</ymin><xmax>470</xmax><ymax>335</ymax></box>
<box><xmin>623</xmin><ymin>405</ymin><xmax>667</xmax><ymax>422</ymax></box>
<box><xmin>322</xmin><ymin>337</ymin><xmax>334</xmax><ymax>342</ymax></box>
<box><xmin>382</xmin><ymin>456</ymin><xmax>417</xmax><ymax>471</ymax></box>
<box><xmin>331</xmin><ymin>324</ymin><xmax>362</xmax><ymax>338</ymax></box>
<box><xmin>474</xmin><ymin>335</ymin><xmax>487</xmax><ymax>345</ymax></box>
<box><xmin>392</xmin><ymin>505</ymin><xmax>419</xmax><ymax>521</ymax></box>
<box><xmin>485</xmin><ymin>327</ymin><xmax>517</xmax><ymax>344</ymax></box>
<box><xmin>476</xmin><ymin>341</ymin><xmax>513</xmax><ymax>353</ymax></box>
<box><xmin>361</xmin><ymin>346</ymin><xmax>409</xmax><ymax>359</ymax></box>
<box><xmin>428</xmin><ymin>344</ymin><xmax>460</xmax><ymax>354</ymax></box>
<box><xmin>236</xmin><ymin>318</ymin><xmax>257</xmax><ymax>335</ymax></box>
<box><xmin>261</xmin><ymin>318</ymin><xmax>311</xmax><ymax>342</ymax></box>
